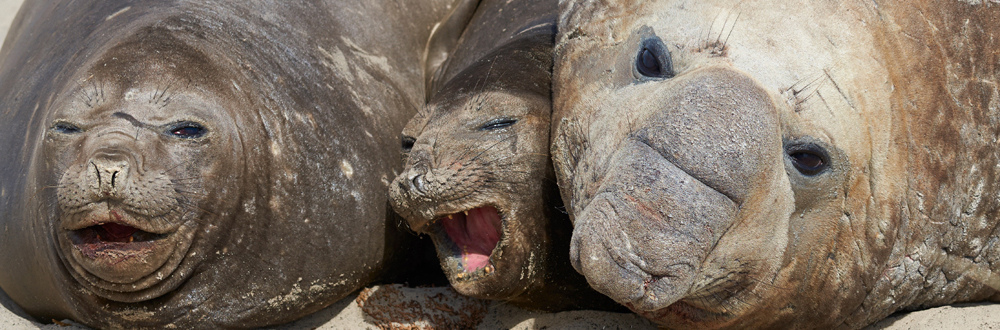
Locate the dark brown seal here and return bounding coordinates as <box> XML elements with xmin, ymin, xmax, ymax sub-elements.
<box><xmin>0</xmin><ymin>1</ymin><xmax>463</xmax><ymax>329</ymax></box>
<box><xmin>553</xmin><ymin>0</ymin><xmax>1000</xmax><ymax>328</ymax></box>
<box><xmin>389</xmin><ymin>0</ymin><xmax>621</xmax><ymax>312</ymax></box>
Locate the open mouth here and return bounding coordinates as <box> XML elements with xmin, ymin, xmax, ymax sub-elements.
<box><xmin>434</xmin><ymin>206</ymin><xmax>503</xmax><ymax>277</ymax></box>
<box><xmin>69</xmin><ymin>223</ymin><xmax>166</xmax><ymax>258</ymax></box>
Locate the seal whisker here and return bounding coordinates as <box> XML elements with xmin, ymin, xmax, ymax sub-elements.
<box><xmin>721</xmin><ymin>11</ymin><xmax>741</xmax><ymax>51</ymax></box>
<box><xmin>707</xmin><ymin>10</ymin><xmax>722</xmax><ymax>42</ymax></box>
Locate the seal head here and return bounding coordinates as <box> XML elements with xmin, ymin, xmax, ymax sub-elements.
<box><xmin>553</xmin><ymin>0</ymin><xmax>1000</xmax><ymax>328</ymax></box>
<box><xmin>47</xmin><ymin>29</ymin><xmax>243</xmax><ymax>303</ymax></box>
<box><xmin>391</xmin><ymin>36</ymin><xmax>567</xmax><ymax>306</ymax></box>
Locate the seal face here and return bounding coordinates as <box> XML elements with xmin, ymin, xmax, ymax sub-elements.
<box><xmin>391</xmin><ymin>38</ymin><xmax>563</xmax><ymax>304</ymax></box>
<box><xmin>393</xmin><ymin>81</ymin><xmax>552</xmax><ymax>298</ymax></box>
<box><xmin>554</xmin><ymin>0</ymin><xmax>1000</xmax><ymax>328</ymax></box>
<box><xmin>47</xmin><ymin>35</ymin><xmax>241</xmax><ymax>302</ymax></box>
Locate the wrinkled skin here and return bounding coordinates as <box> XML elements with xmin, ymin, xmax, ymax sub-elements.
<box><xmin>553</xmin><ymin>0</ymin><xmax>1000</xmax><ymax>328</ymax></box>
<box><xmin>390</xmin><ymin>0</ymin><xmax>619</xmax><ymax>312</ymax></box>
<box><xmin>0</xmin><ymin>1</ymin><xmax>458</xmax><ymax>329</ymax></box>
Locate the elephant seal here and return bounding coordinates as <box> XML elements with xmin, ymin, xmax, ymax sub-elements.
<box><xmin>553</xmin><ymin>0</ymin><xmax>1000</xmax><ymax>328</ymax></box>
<box><xmin>388</xmin><ymin>0</ymin><xmax>620</xmax><ymax>312</ymax></box>
<box><xmin>0</xmin><ymin>1</ymin><xmax>464</xmax><ymax>328</ymax></box>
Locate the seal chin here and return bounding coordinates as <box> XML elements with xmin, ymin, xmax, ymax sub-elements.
<box><xmin>426</xmin><ymin>205</ymin><xmax>505</xmax><ymax>281</ymax></box>
<box><xmin>629</xmin><ymin>300</ymin><xmax>732</xmax><ymax>328</ymax></box>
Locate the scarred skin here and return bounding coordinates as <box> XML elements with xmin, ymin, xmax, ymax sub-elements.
<box><xmin>552</xmin><ymin>0</ymin><xmax>1000</xmax><ymax>328</ymax></box>
<box><xmin>389</xmin><ymin>0</ymin><xmax>621</xmax><ymax>312</ymax></box>
<box><xmin>0</xmin><ymin>1</ymin><xmax>462</xmax><ymax>329</ymax></box>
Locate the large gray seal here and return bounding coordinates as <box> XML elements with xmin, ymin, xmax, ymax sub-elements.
<box><xmin>553</xmin><ymin>0</ymin><xmax>1000</xmax><ymax>328</ymax></box>
<box><xmin>388</xmin><ymin>0</ymin><xmax>620</xmax><ymax>311</ymax></box>
<box><xmin>0</xmin><ymin>1</ymin><xmax>464</xmax><ymax>329</ymax></box>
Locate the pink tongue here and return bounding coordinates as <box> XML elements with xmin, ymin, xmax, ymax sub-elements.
<box><xmin>441</xmin><ymin>206</ymin><xmax>501</xmax><ymax>272</ymax></box>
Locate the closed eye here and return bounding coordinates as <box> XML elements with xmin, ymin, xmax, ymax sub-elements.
<box><xmin>51</xmin><ymin>121</ymin><xmax>83</xmax><ymax>134</ymax></box>
<box><xmin>479</xmin><ymin>118</ymin><xmax>517</xmax><ymax>131</ymax></box>
<box><xmin>401</xmin><ymin>135</ymin><xmax>416</xmax><ymax>151</ymax></box>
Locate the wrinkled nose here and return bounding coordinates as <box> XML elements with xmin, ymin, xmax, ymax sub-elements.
<box><xmin>88</xmin><ymin>149</ymin><xmax>132</xmax><ymax>197</ymax></box>
<box><xmin>399</xmin><ymin>145</ymin><xmax>434</xmax><ymax>196</ymax></box>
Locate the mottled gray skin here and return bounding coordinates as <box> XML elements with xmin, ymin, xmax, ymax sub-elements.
<box><xmin>553</xmin><ymin>0</ymin><xmax>1000</xmax><ymax>328</ymax></box>
<box><xmin>0</xmin><ymin>1</ymin><xmax>459</xmax><ymax>329</ymax></box>
<box><xmin>389</xmin><ymin>0</ymin><xmax>620</xmax><ymax>312</ymax></box>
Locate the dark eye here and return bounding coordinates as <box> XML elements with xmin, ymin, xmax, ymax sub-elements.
<box><xmin>789</xmin><ymin>150</ymin><xmax>828</xmax><ymax>175</ymax></box>
<box><xmin>480</xmin><ymin>118</ymin><xmax>517</xmax><ymax>131</ymax></box>
<box><xmin>401</xmin><ymin>135</ymin><xmax>416</xmax><ymax>151</ymax></box>
<box><xmin>51</xmin><ymin>122</ymin><xmax>82</xmax><ymax>134</ymax></box>
<box><xmin>168</xmin><ymin>122</ymin><xmax>207</xmax><ymax>138</ymax></box>
<box><xmin>635</xmin><ymin>38</ymin><xmax>675</xmax><ymax>79</ymax></box>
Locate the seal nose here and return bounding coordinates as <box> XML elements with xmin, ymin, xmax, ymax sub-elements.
<box><xmin>88</xmin><ymin>150</ymin><xmax>133</xmax><ymax>198</ymax></box>
<box><xmin>401</xmin><ymin>145</ymin><xmax>435</xmax><ymax>196</ymax></box>
<box><xmin>408</xmin><ymin>171</ymin><xmax>429</xmax><ymax>195</ymax></box>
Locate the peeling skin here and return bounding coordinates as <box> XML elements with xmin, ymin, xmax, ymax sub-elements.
<box><xmin>553</xmin><ymin>0</ymin><xmax>1000</xmax><ymax>329</ymax></box>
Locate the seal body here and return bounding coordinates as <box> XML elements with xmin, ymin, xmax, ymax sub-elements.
<box><xmin>0</xmin><ymin>1</ymin><xmax>458</xmax><ymax>328</ymax></box>
<box><xmin>388</xmin><ymin>0</ymin><xmax>619</xmax><ymax>312</ymax></box>
<box><xmin>553</xmin><ymin>0</ymin><xmax>1000</xmax><ymax>328</ymax></box>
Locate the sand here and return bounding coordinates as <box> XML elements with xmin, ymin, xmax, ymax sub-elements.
<box><xmin>0</xmin><ymin>1</ymin><xmax>997</xmax><ymax>329</ymax></box>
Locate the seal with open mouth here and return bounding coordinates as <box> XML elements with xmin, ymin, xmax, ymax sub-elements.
<box><xmin>553</xmin><ymin>0</ymin><xmax>1000</xmax><ymax>328</ymax></box>
<box><xmin>0</xmin><ymin>1</ymin><xmax>466</xmax><ymax>328</ymax></box>
<box><xmin>390</xmin><ymin>0</ymin><xmax>622</xmax><ymax>312</ymax></box>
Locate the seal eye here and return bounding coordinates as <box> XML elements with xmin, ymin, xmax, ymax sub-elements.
<box><xmin>635</xmin><ymin>38</ymin><xmax>675</xmax><ymax>79</ymax></box>
<box><xmin>789</xmin><ymin>150</ymin><xmax>828</xmax><ymax>175</ymax></box>
<box><xmin>480</xmin><ymin>118</ymin><xmax>517</xmax><ymax>131</ymax></box>
<box><xmin>638</xmin><ymin>49</ymin><xmax>661</xmax><ymax>76</ymax></box>
<box><xmin>401</xmin><ymin>135</ymin><xmax>416</xmax><ymax>151</ymax></box>
<box><xmin>51</xmin><ymin>122</ymin><xmax>82</xmax><ymax>134</ymax></box>
<box><xmin>168</xmin><ymin>122</ymin><xmax>207</xmax><ymax>139</ymax></box>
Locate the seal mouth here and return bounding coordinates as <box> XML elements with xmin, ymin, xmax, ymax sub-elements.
<box><xmin>69</xmin><ymin>222</ymin><xmax>167</xmax><ymax>259</ymax></box>
<box><xmin>430</xmin><ymin>205</ymin><xmax>504</xmax><ymax>279</ymax></box>
<box><xmin>64</xmin><ymin>208</ymin><xmax>171</xmax><ymax>260</ymax></box>
<box><xmin>58</xmin><ymin>205</ymin><xmax>192</xmax><ymax>297</ymax></box>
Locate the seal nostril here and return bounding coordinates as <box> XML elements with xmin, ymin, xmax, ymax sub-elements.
<box><xmin>411</xmin><ymin>174</ymin><xmax>428</xmax><ymax>194</ymax></box>
<box><xmin>91</xmin><ymin>162</ymin><xmax>102</xmax><ymax>186</ymax></box>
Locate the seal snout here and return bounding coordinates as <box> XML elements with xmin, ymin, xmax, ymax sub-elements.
<box><xmin>570</xmin><ymin>194</ymin><xmax>697</xmax><ymax>312</ymax></box>
<box><xmin>88</xmin><ymin>150</ymin><xmax>133</xmax><ymax>196</ymax></box>
<box><xmin>567</xmin><ymin>136</ymin><xmax>741</xmax><ymax>313</ymax></box>
<box><xmin>54</xmin><ymin>132</ymin><xmax>193</xmax><ymax>293</ymax></box>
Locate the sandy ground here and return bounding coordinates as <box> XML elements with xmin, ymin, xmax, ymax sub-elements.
<box><xmin>0</xmin><ymin>1</ymin><xmax>998</xmax><ymax>329</ymax></box>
